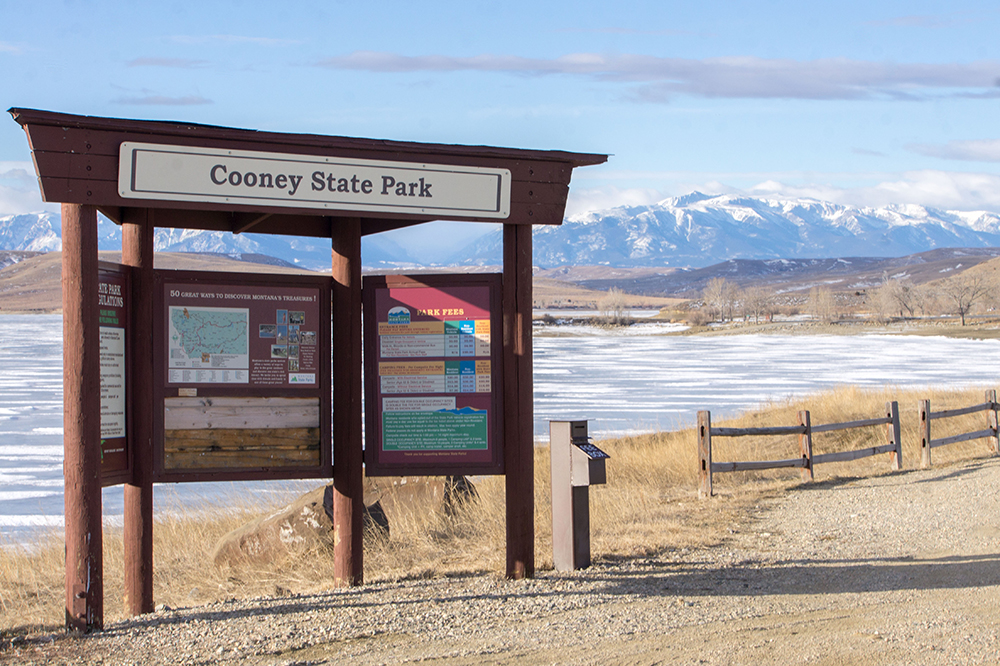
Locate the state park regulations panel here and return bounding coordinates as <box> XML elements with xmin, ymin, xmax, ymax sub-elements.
<box><xmin>98</xmin><ymin>262</ymin><xmax>130</xmax><ymax>485</ymax></box>
<box><xmin>153</xmin><ymin>270</ymin><xmax>332</xmax><ymax>481</ymax></box>
<box><xmin>363</xmin><ymin>273</ymin><xmax>503</xmax><ymax>476</ymax></box>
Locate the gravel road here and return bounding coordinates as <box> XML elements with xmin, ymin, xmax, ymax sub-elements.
<box><xmin>6</xmin><ymin>457</ymin><xmax>1000</xmax><ymax>665</ymax></box>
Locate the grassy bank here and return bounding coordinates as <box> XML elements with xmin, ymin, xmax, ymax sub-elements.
<box><xmin>2</xmin><ymin>385</ymin><xmax>996</xmax><ymax>634</ymax></box>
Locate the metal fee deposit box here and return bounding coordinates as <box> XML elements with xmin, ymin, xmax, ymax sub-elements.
<box><xmin>549</xmin><ymin>420</ymin><xmax>609</xmax><ymax>571</ymax></box>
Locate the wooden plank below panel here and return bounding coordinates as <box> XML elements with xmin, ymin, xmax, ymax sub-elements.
<box><xmin>164</xmin><ymin>427</ymin><xmax>320</xmax><ymax>469</ymax></box>
<box><xmin>164</xmin><ymin>396</ymin><xmax>320</xmax><ymax>430</ymax></box>
<box><xmin>166</xmin><ymin>397</ymin><xmax>320</xmax><ymax>408</ymax></box>
<box><xmin>165</xmin><ymin>448</ymin><xmax>320</xmax><ymax>469</ymax></box>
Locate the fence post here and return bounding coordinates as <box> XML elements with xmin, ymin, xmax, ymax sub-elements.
<box><xmin>919</xmin><ymin>400</ymin><xmax>932</xmax><ymax>468</ymax></box>
<box><xmin>887</xmin><ymin>401</ymin><xmax>902</xmax><ymax>471</ymax></box>
<box><xmin>987</xmin><ymin>389</ymin><xmax>999</xmax><ymax>455</ymax></box>
<box><xmin>798</xmin><ymin>410</ymin><xmax>813</xmax><ymax>482</ymax></box>
<box><xmin>697</xmin><ymin>410</ymin><xmax>712</xmax><ymax>498</ymax></box>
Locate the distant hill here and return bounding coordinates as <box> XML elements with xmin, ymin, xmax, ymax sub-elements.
<box><xmin>545</xmin><ymin>248</ymin><xmax>1000</xmax><ymax>298</ymax></box>
<box><xmin>0</xmin><ymin>252</ymin><xmax>321</xmax><ymax>313</ymax></box>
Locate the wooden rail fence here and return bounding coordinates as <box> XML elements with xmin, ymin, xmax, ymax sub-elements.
<box><xmin>918</xmin><ymin>389</ymin><xmax>1000</xmax><ymax>468</ymax></box>
<box><xmin>698</xmin><ymin>402</ymin><xmax>902</xmax><ymax>498</ymax></box>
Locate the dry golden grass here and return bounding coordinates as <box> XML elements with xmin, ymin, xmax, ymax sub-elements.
<box><xmin>2</xmin><ymin>385</ymin><xmax>996</xmax><ymax>634</ymax></box>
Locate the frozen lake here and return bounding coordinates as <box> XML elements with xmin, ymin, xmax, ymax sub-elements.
<box><xmin>534</xmin><ymin>327</ymin><xmax>1000</xmax><ymax>437</ymax></box>
<box><xmin>2</xmin><ymin>314</ymin><xmax>999</xmax><ymax>543</ymax></box>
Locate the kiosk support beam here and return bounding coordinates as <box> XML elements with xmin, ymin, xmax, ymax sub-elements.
<box><xmin>62</xmin><ymin>203</ymin><xmax>103</xmax><ymax>631</ymax></box>
<box><xmin>122</xmin><ymin>208</ymin><xmax>155</xmax><ymax>615</ymax></box>
<box><xmin>332</xmin><ymin>217</ymin><xmax>364</xmax><ymax>586</ymax></box>
<box><xmin>503</xmin><ymin>223</ymin><xmax>534</xmax><ymax>579</ymax></box>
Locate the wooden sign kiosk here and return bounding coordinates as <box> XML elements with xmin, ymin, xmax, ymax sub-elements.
<box><xmin>10</xmin><ymin>108</ymin><xmax>605</xmax><ymax>631</ymax></box>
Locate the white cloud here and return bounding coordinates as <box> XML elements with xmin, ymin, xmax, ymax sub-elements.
<box><xmin>747</xmin><ymin>171</ymin><xmax>1000</xmax><ymax>213</ymax></box>
<box><xmin>0</xmin><ymin>186</ymin><xmax>56</xmax><ymax>216</ymax></box>
<box><xmin>566</xmin><ymin>170</ymin><xmax>1000</xmax><ymax>216</ymax></box>
<box><xmin>112</xmin><ymin>94</ymin><xmax>212</xmax><ymax>106</ymax></box>
<box><xmin>317</xmin><ymin>51</ymin><xmax>1000</xmax><ymax>101</ymax></box>
<box><xmin>565</xmin><ymin>186</ymin><xmax>668</xmax><ymax>216</ymax></box>
<box><xmin>127</xmin><ymin>57</ymin><xmax>209</xmax><ymax>69</ymax></box>
<box><xmin>0</xmin><ymin>41</ymin><xmax>21</xmax><ymax>55</ymax></box>
<box><xmin>865</xmin><ymin>14</ymin><xmax>955</xmax><ymax>28</ymax></box>
<box><xmin>168</xmin><ymin>34</ymin><xmax>300</xmax><ymax>47</ymax></box>
<box><xmin>909</xmin><ymin>139</ymin><xmax>1000</xmax><ymax>162</ymax></box>
<box><xmin>0</xmin><ymin>162</ymin><xmax>58</xmax><ymax>215</ymax></box>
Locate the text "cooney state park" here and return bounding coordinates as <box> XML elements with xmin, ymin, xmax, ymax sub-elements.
<box><xmin>209</xmin><ymin>164</ymin><xmax>433</xmax><ymax>199</ymax></box>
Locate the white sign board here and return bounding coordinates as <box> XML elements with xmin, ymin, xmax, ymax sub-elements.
<box><xmin>118</xmin><ymin>142</ymin><xmax>511</xmax><ymax>218</ymax></box>
<box><xmin>99</xmin><ymin>326</ymin><xmax>126</xmax><ymax>439</ymax></box>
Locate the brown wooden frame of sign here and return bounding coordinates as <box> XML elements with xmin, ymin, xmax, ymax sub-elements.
<box><xmin>10</xmin><ymin>107</ymin><xmax>606</xmax><ymax>631</ymax></box>
<box><xmin>152</xmin><ymin>269</ymin><xmax>333</xmax><ymax>482</ymax></box>
<box><xmin>363</xmin><ymin>273</ymin><xmax>504</xmax><ymax>477</ymax></box>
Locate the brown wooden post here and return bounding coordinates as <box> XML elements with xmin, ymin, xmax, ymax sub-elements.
<box><xmin>697</xmin><ymin>410</ymin><xmax>712</xmax><ymax>498</ymax></box>
<box><xmin>919</xmin><ymin>399</ymin><xmax>932</xmax><ymax>468</ymax></box>
<box><xmin>886</xmin><ymin>401</ymin><xmax>903</xmax><ymax>470</ymax></box>
<box><xmin>331</xmin><ymin>217</ymin><xmax>364</xmax><ymax>586</ymax></box>
<box><xmin>798</xmin><ymin>410</ymin><xmax>814</xmax><ymax>482</ymax></box>
<box><xmin>503</xmin><ymin>223</ymin><xmax>534</xmax><ymax>579</ymax></box>
<box><xmin>986</xmin><ymin>390</ymin><xmax>999</xmax><ymax>454</ymax></box>
<box><xmin>62</xmin><ymin>203</ymin><xmax>103</xmax><ymax>631</ymax></box>
<box><xmin>121</xmin><ymin>208</ymin><xmax>155</xmax><ymax>615</ymax></box>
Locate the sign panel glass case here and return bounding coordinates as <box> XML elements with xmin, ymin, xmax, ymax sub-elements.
<box><xmin>363</xmin><ymin>274</ymin><xmax>503</xmax><ymax>476</ymax></box>
<box><xmin>152</xmin><ymin>269</ymin><xmax>332</xmax><ymax>482</ymax></box>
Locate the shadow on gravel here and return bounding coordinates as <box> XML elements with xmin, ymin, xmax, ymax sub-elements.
<box><xmin>587</xmin><ymin>551</ymin><xmax>1000</xmax><ymax>599</ymax></box>
<box><xmin>911</xmin><ymin>459</ymin><xmax>993</xmax><ymax>484</ymax></box>
<box><xmin>769</xmin><ymin>457</ymin><xmax>996</xmax><ymax>494</ymax></box>
<box><xmin>87</xmin><ymin>548</ymin><xmax>1000</xmax><ymax>642</ymax></box>
<box><xmin>80</xmin><ymin>460</ymin><xmax>1000</xmax><ymax>643</ymax></box>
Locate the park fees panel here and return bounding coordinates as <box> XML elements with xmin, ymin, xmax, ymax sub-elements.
<box><xmin>153</xmin><ymin>270</ymin><xmax>332</xmax><ymax>482</ymax></box>
<box><xmin>363</xmin><ymin>274</ymin><xmax>503</xmax><ymax>476</ymax></box>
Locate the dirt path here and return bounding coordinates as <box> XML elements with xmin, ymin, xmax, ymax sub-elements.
<box><xmin>7</xmin><ymin>457</ymin><xmax>1000</xmax><ymax>665</ymax></box>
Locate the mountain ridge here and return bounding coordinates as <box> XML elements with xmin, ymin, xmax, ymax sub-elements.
<box><xmin>460</xmin><ymin>193</ymin><xmax>1000</xmax><ymax>268</ymax></box>
<box><xmin>6</xmin><ymin>193</ymin><xmax>1000</xmax><ymax>269</ymax></box>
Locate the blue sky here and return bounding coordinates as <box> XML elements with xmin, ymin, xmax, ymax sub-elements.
<box><xmin>2</xmin><ymin>0</ymin><xmax>1000</xmax><ymax>239</ymax></box>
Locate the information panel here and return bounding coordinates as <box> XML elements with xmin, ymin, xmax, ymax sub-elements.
<box><xmin>98</xmin><ymin>262</ymin><xmax>131</xmax><ymax>485</ymax></box>
<box><xmin>154</xmin><ymin>270</ymin><xmax>331</xmax><ymax>482</ymax></box>
<box><xmin>363</xmin><ymin>274</ymin><xmax>503</xmax><ymax>476</ymax></box>
<box><xmin>164</xmin><ymin>283</ymin><xmax>320</xmax><ymax>387</ymax></box>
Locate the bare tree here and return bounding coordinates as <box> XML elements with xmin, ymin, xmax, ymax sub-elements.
<box><xmin>937</xmin><ymin>273</ymin><xmax>992</xmax><ymax>326</ymax></box>
<box><xmin>742</xmin><ymin>284</ymin><xmax>773</xmax><ymax>324</ymax></box>
<box><xmin>808</xmin><ymin>286</ymin><xmax>838</xmax><ymax>323</ymax></box>
<box><xmin>702</xmin><ymin>278</ymin><xmax>736</xmax><ymax>323</ymax></box>
<box><xmin>872</xmin><ymin>279</ymin><xmax>896</xmax><ymax>323</ymax></box>
<box><xmin>875</xmin><ymin>274</ymin><xmax>924</xmax><ymax>321</ymax></box>
<box><xmin>597</xmin><ymin>287</ymin><xmax>630</xmax><ymax>326</ymax></box>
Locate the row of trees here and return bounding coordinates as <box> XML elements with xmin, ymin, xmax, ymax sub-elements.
<box><xmin>871</xmin><ymin>272</ymin><xmax>994</xmax><ymax>326</ymax></box>
<box><xmin>702</xmin><ymin>277</ymin><xmax>781</xmax><ymax>324</ymax></box>
<box><xmin>698</xmin><ymin>272</ymin><xmax>997</xmax><ymax>326</ymax></box>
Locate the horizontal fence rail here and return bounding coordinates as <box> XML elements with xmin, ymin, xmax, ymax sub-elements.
<box><xmin>919</xmin><ymin>390</ymin><xmax>1000</xmax><ymax>468</ymax></box>
<box><xmin>698</xmin><ymin>403</ymin><xmax>902</xmax><ymax>498</ymax></box>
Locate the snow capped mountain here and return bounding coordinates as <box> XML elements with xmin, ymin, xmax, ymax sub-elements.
<box><xmin>455</xmin><ymin>193</ymin><xmax>1000</xmax><ymax>268</ymax></box>
<box><xmin>0</xmin><ymin>212</ymin><xmax>62</xmax><ymax>251</ymax></box>
<box><xmin>0</xmin><ymin>212</ymin><xmax>335</xmax><ymax>271</ymax></box>
<box><xmin>5</xmin><ymin>193</ymin><xmax>1000</xmax><ymax>269</ymax></box>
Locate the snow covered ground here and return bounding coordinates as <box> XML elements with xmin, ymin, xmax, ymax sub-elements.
<box><xmin>2</xmin><ymin>314</ymin><xmax>999</xmax><ymax>544</ymax></box>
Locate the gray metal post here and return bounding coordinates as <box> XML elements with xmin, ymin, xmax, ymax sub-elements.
<box><xmin>549</xmin><ymin>420</ymin><xmax>608</xmax><ymax>571</ymax></box>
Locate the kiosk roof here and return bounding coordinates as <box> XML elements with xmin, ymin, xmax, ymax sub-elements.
<box><xmin>10</xmin><ymin>108</ymin><xmax>607</xmax><ymax>239</ymax></box>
